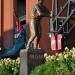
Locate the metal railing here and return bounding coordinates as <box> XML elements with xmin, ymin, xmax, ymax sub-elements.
<box><xmin>50</xmin><ymin>0</ymin><xmax>75</xmax><ymax>34</ymax></box>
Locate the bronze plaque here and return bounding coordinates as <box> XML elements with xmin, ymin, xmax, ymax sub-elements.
<box><xmin>28</xmin><ymin>48</ymin><xmax>44</xmax><ymax>75</ymax></box>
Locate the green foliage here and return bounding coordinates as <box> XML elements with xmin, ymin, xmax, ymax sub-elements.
<box><xmin>0</xmin><ymin>58</ymin><xmax>20</xmax><ymax>75</ymax></box>
<box><xmin>30</xmin><ymin>47</ymin><xmax>75</xmax><ymax>75</ymax></box>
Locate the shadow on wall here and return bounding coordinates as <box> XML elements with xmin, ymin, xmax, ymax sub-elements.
<box><xmin>0</xmin><ymin>24</ymin><xmax>27</xmax><ymax>49</ymax></box>
<box><xmin>0</xmin><ymin>25</ymin><xmax>27</xmax><ymax>58</ymax></box>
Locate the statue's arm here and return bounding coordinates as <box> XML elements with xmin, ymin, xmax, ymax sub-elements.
<box><xmin>35</xmin><ymin>5</ymin><xmax>51</xmax><ymax>17</ymax></box>
<box><xmin>35</xmin><ymin>5</ymin><xmax>42</xmax><ymax>16</ymax></box>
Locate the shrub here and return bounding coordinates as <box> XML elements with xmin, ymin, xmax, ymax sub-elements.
<box><xmin>0</xmin><ymin>58</ymin><xmax>20</xmax><ymax>75</ymax></box>
<box><xmin>30</xmin><ymin>47</ymin><xmax>75</xmax><ymax>75</ymax></box>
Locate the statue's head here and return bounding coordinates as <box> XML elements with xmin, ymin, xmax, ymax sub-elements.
<box><xmin>38</xmin><ymin>0</ymin><xmax>44</xmax><ymax>4</ymax></box>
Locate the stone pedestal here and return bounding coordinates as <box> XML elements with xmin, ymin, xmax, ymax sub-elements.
<box><xmin>20</xmin><ymin>48</ymin><xmax>44</xmax><ymax>75</ymax></box>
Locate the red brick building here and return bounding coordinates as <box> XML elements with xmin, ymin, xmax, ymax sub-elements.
<box><xmin>0</xmin><ymin>0</ymin><xmax>14</xmax><ymax>49</ymax></box>
<box><xmin>0</xmin><ymin>0</ymin><xmax>75</xmax><ymax>53</ymax></box>
<box><xmin>0</xmin><ymin>0</ymin><xmax>25</xmax><ymax>49</ymax></box>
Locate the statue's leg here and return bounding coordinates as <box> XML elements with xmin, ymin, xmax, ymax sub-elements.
<box><xmin>26</xmin><ymin>22</ymin><xmax>36</xmax><ymax>49</ymax></box>
<box><xmin>33</xmin><ymin>36</ymin><xmax>37</xmax><ymax>49</ymax></box>
<box><xmin>33</xmin><ymin>26</ymin><xmax>41</xmax><ymax>49</ymax></box>
<box><xmin>36</xmin><ymin>23</ymin><xmax>41</xmax><ymax>49</ymax></box>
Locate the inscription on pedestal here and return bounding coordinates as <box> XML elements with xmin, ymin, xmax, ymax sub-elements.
<box><xmin>28</xmin><ymin>49</ymin><xmax>44</xmax><ymax>74</ymax></box>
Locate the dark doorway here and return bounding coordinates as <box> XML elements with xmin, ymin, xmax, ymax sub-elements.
<box><xmin>16</xmin><ymin>0</ymin><xmax>26</xmax><ymax>18</ymax></box>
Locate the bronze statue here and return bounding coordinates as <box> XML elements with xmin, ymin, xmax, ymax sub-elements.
<box><xmin>26</xmin><ymin>0</ymin><xmax>51</xmax><ymax>49</ymax></box>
